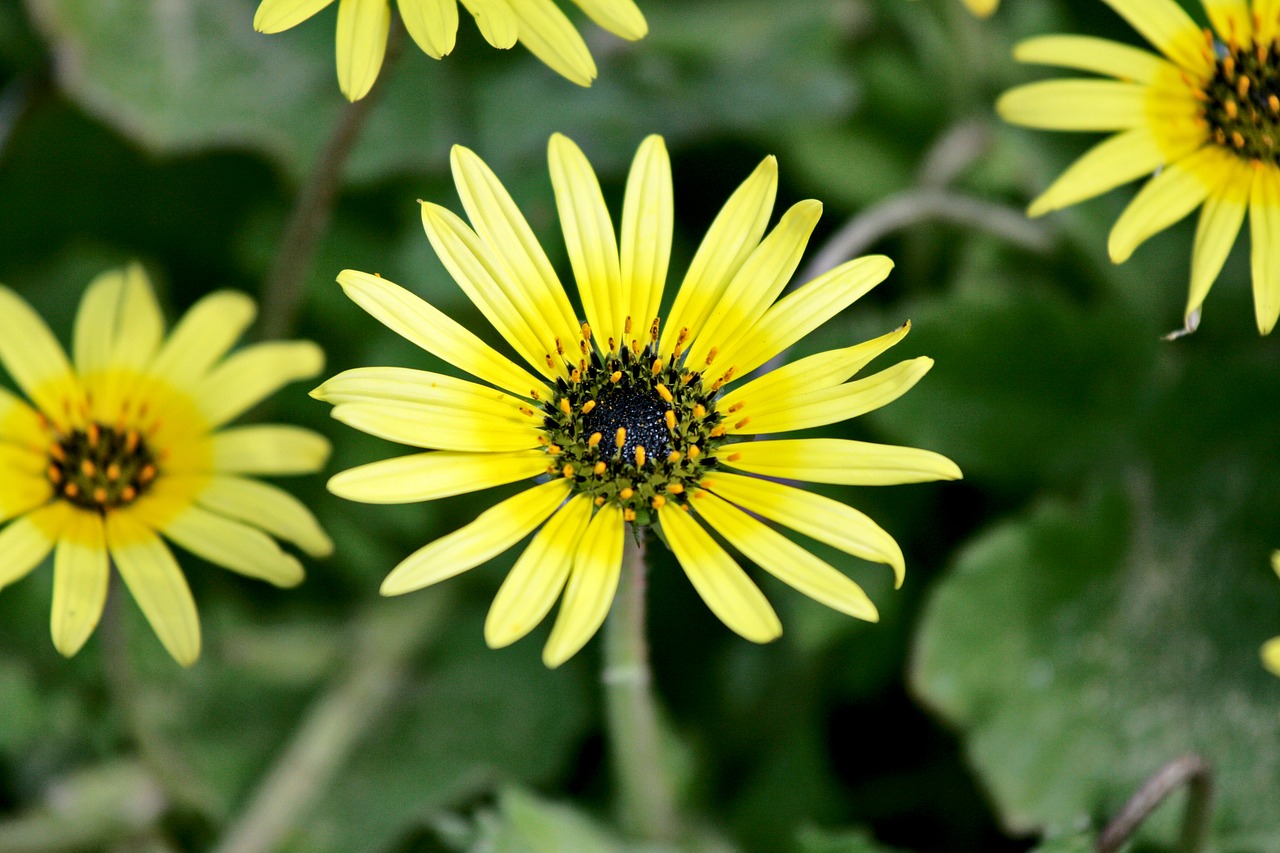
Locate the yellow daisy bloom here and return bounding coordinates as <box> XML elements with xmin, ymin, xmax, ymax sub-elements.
<box><xmin>0</xmin><ymin>265</ymin><xmax>332</xmax><ymax>666</ymax></box>
<box><xmin>253</xmin><ymin>0</ymin><xmax>648</xmax><ymax>101</ymax></box>
<box><xmin>1265</xmin><ymin>550</ymin><xmax>1280</xmax><ymax>677</ymax></box>
<box><xmin>997</xmin><ymin>0</ymin><xmax>1280</xmax><ymax>334</ymax></box>
<box><xmin>317</xmin><ymin>133</ymin><xmax>961</xmax><ymax>667</ymax></box>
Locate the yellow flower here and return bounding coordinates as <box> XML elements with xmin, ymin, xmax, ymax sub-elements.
<box><xmin>998</xmin><ymin>0</ymin><xmax>1280</xmax><ymax>334</ymax></box>
<box><xmin>317</xmin><ymin>133</ymin><xmax>961</xmax><ymax>667</ymax></box>
<box><xmin>0</xmin><ymin>265</ymin><xmax>332</xmax><ymax>666</ymax></box>
<box><xmin>253</xmin><ymin>0</ymin><xmax>648</xmax><ymax>101</ymax></box>
<box><xmin>1265</xmin><ymin>550</ymin><xmax>1280</xmax><ymax>677</ymax></box>
<box><xmin>962</xmin><ymin>0</ymin><xmax>999</xmax><ymax>18</ymax></box>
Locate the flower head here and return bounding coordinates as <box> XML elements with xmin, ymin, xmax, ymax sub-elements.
<box><xmin>0</xmin><ymin>265</ymin><xmax>332</xmax><ymax>666</ymax></box>
<box><xmin>998</xmin><ymin>0</ymin><xmax>1280</xmax><ymax>334</ymax></box>
<box><xmin>318</xmin><ymin>134</ymin><xmax>961</xmax><ymax>667</ymax></box>
<box><xmin>253</xmin><ymin>0</ymin><xmax>648</xmax><ymax>101</ymax></box>
<box><xmin>1266</xmin><ymin>550</ymin><xmax>1280</xmax><ymax>677</ymax></box>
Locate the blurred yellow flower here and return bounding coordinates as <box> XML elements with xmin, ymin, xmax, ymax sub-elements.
<box><xmin>317</xmin><ymin>133</ymin><xmax>961</xmax><ymax>667</ymax></box>
<box><xmin>1265</xmin><ymin>551</ymin><xmax>1280</xmax><ymax>677</ymax></box>
<box><xmin>0</xmin><ymin>265</ymin><xmax>331</xmax><ymax>666</ymax></box>
<box><xmin>998</xmin><ymin>0</ymin><xmax>1280</xmax><ymax>334</ymax></box>
<box><xmin>962</xmin><ymin>0</ymin><xmax>998</xmax><ymax>18</ymax></box>
<box><xmin>254</xmin><ymin>0</ymin><xmax>648</xmax><ymax>101</ymax></box>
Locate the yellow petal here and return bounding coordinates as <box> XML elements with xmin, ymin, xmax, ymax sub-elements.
<box><xmin>195</xmin><ymin>341</ymin><xmax>325</xmax><ymax>427</ymax></box>
<box><xmin>509</xmin><ymin>0</ymin><xmax>597</xmax><ymax>86</ymax></box>
<box><xmin>0</xmin><ymin>286</ymin><xmax>80</xmax><ymax>425</ymax></box>
<box><xmin>380</xmin><ymin>478</ymin><xmax>570</xmax><ymax>595</ymax></box>
<box><xmin>50</xmin><ymin>511</ymin><xmax>109</xmax><ymax>658</ymax></box>
<box><xmin>255</xmin><ymin>0</ymin><xmax>337</xmax><ymax>32</ymax></box>
<box><xmin>485</xmin><ymin>494</ymin><xmax>592</xmax><ymax>649</ymax></box>
<box><xmin>722</xmin><ymin>438</ymin><xmax>962</xmax><ymax>487</ymax></box>
<box><xmin>684</xmin><ymin>200</ymin><xmax>822</xmax><ymax>369</ymax></box>
<box><xmin>313</xmin><ymin>366</ymin><xmax>534</xmax><ymax>419</ymax></box>
<box><xmin>1013</xmin><ymin>35</ymin><xmax>1168</xmax><ymax>83</ymax></box>
<box><xmin>0</xmin><ymin>443</ymin><xmax>53</xmax><ymax>523</ymax></box>
<box><xmin>328</xmin><ymin>450</ymin><xmax>548</xmax><ymax>503</ymax></box>
<box><xmin>1263</xmin><ymin>636</ymin><xmax>1280</xmax><ymax>677</ymax></box>
<box><xmin>336</xmin><ymin>0</ymin><xmax>391</xmax><ymax>101</ymax></box>
<box><xmin>398</xmin><ymin>0</ymin><xmax>458</xmax><ymax>58</ymax></box>
<box><xmin>727</xmin><ymin>358</ymin><xmax>933</xmax><ymax>436</ymax></box>
<box><xmin>997</xmin><ymin>80</ymin><xmax>1150</xmax><ymax>131</ymax></box>
<box><xmin>1100</xmin><ymin>0</ymin><xmax>1210</xmax><ymax>72</ymax></box>
<box><xmin>702</xmin><ymin>472</ymin><xmax>904</xmax><ymax>587</ymax></box>
<box><xmin>337</xmin><ymin>269</ymin><xmax>542</xmax><ymax>397</ymax></box>
<box><xmin>73</xmin><ymin>263</ymin><xmax>163</xmax><ymax>377</ymax></box>
<box><xmin>210</xmin><ymin>425</ymin><xmax>331</xmax><ymax>475</ymax></box>
<box><xmin>620</xmin><ymin>135</ymin><xmax>673</xmax><ymax>341</ymax></box>
<box><xmin>1109</xmin><ymin>148</ymin><xmax>1218</xmax><ymax>264</ymax></box>
<box><xmin>106</xmin><ymin>513</ymin><xmax>201</xmax><ymax>667</ymax></box>
<box><xmin>0</xmin><ymin>385</ymin><xmax>46</xmax><ymax>447</ymax></box>
<box><xmin>1249</xmin><ymin>164</ymin><xmax>1280</xmax><ymax>334</ymax></box>
<box><xmin>0</xmin><ymin>503</ymin><xmax>68</xmax><ymax>590</ymax></box>
<box><xmin>330</xmin><ymin>401</ymin><xmax>541</xmax><ymax>451</ymax></box>
<box><xmin>149</xmin><ymin>291</ymin><xmax>256</xmax><ymax>386</ymax></box>
<box><xmin>657</xmin><ymin>503</ymin><xmax>781</xmax><ymax>643</ymax></box>
<box><xmin>568</xmin><ymin>0</ymin><xmax>647</xmax><ymax>40</ymax></box>
<box><xmin>661</xmin><ymin>156</ymin><xmax>777</xmax><ymax>353</ymax></box>
<box><xmin>1201</xmin><ymin>0</ymin><xmax>1253</xmax><ymax>46</ymax></box>
<box><xmin>161</xmin><ymin>505</ymin><xmax>305</xmax><ymax>587</ymax></box>
<box><xmin>548</xmin><ymin>133</ymin><xmax>623</xmax><ymax>346</ymax></box>
<box><xmin>459</xmin><ymin>0</ymin><xmax>519</xmax><ymax>49</ymax></box>
<box><xmin>694</xmin><ymin>492</ymin><xmax>877</xmax><ymax>622</ymax></box>
<box><xmin>712</xmin><ymin>254</ymin><xmax>894</xmax><ymax>378</ymax></box>
<box><xmin>1257</xmin><ymin>0</ymin><xmax>1280</xmax><ymax>45</ymax></box>
<box><xmin>1187</xmin><ymin>159</ymin><xmax>1252</xmax><ymax>322</ymax></box>
<box><xmin>1028</xmin><ymin>128</ymin><xmax>1183</xmax><ymax>217</ymax></box>
<box><xmin>542</xmin><ymin>503</ymin><xmax>624</xmax><ymax>667</ymax></box>
<box><xmin>197</xmin><ymin>476</ymin><xmax>332</xmax><ymax>557</ymax></box>
<box><xmin>962</xmin><ymin>0</ymin><xmax>998</xmax><ymax>17</ymax></box>
<box><xmin>449</xmin><ymin>146</ymin><xmax>583</xmax><ymax>352</ymax></box>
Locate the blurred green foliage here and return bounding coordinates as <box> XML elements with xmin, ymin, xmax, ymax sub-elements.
<box><xmin>1</xmin><ymin>0</ymin><xmax>1278</xmax><ymax>851</ymax></box>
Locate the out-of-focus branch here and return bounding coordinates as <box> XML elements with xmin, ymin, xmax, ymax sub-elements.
<box><xmin>1096</xmin><ymin>753</ymin><xmax>1213</xmax><ymax>853</ymax></box>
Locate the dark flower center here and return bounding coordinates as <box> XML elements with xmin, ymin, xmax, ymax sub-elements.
<box><xmin>1205</xmin><ymin>42</ymin><xmax>1280</xmax><ymax>163</ymax></box>
<box><xmin>47</xmin><ymin>423</ymin><xmax>158</xmax><ymax>511</ymax></box>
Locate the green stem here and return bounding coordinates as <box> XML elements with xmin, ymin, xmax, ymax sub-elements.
<box><xmin>602</xmin><ymin>528</ymin><xmax>679</xmax><ymax>842</ymax></box>
<box><xmin>1095</xmin><ymin>753</ymin><xmax>1213</xmax><ymax>853</ymax></box>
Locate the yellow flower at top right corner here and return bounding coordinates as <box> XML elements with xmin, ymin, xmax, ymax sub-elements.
<box><xmin>998</xmin><ymin>0</ymin><xmax>1280</xmax><ymax>335</ymax></box>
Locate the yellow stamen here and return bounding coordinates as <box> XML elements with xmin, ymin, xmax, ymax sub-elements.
<box><xmin>105</xmin><ymin>463</ymin><xmax>121</xmax><ymax>481</ymax></box>
<box><xmin>80</xmin><ymin>459</ymin><xmax>96</xmax><ymax>478</ymax></box>
<box><xmin>664</xmin><ymin>410</ymin><xmax>676</xmax><ymax>430</ymax></box>
<box><xmin>623</xmin><ymin>508</ymin><xmax>637</xmax><ymax>522</ymax></box>
<box><xmin>734</xmin><ymin>417</ymin><xmax>751</xmax><ymax>430</ymax></box>
<box><xmin>651</xmin><ymin>358</ymin><xmax>663</xmax><ymax>375</ymax></box>
<box><xmin>595</xmin><ymin>496</ymin><xmax>606</xmax><ymax>506</ymax></box>
<box><xmin>656</xmin><ymin>384</ymin><xmax>673</xmax><ymax>403</ymax></box>
<box><xmin>635</xmin><ymin>446</ymin><xmax>646</xmax><ymax>467</ymax></box>
<box><xmin>562</xmin><ymin>464</ymin><xmax>575</xmax><ymax>478</ymax></box>
<box><xmin>727</xmin><ymin>452</ymin><xmax>742</xmax><ymax>462</ymax></box>
<box><xmin>610</xmin><ymin>371</ymin><xmax>622</xmax><ymax>384</ymax></box>
<box><xmin>667</xmin><ymin>483</ymin><xmax>684</xmax><ymax>494</ymax></box>
<box><xmin>651</xmin><ymin>495</ymin><xmax>666</xmax><ymax>510</ymax></box>
<box><xmin>710</xmin><ymin>425</ymin><xmax>727</xmax><ymax>437</ymax></box>
<box><xmin>619</xmin><ymin>487</ymin><xmax>634</xmax><ymax>500</ymax></box>
<box><xmin>560</xmin><ymin>398</ymin><xmax>572</xmax><ymax>415</ymax></box>
<box><xmin>667</xmin><ymin>450</ymin><xmax>682</xmax><ymax>463</ymax></box>
<box><xmin>588</xmin><ymin>432</ymin><xmax>603</xmax><ymax>448</ymax></box>
<box><xmin>93</xmin><ymin>487</ymin><xmax>108</xmax><ymax>504</ymax></box>
<box><xmin>688</xmin><ymin>445</ymin><xmax>701</xmax><ymax>460</ymax></box>
<box><xmin>594</xmin><ymin>461</ymin><xmax>607</xmax><ymax>475</ymax></box>
<box><xmin>581</xmin><ymin>399</ymin><xmax>596</xmax><ymax>414</ymax></box>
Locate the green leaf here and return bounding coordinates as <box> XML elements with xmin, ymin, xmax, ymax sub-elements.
<box><xmin>473</xmin><ymin>786</ymin><xmax>629</xmax><ymax>853</ymax></box>
<box><xmin>794</xmin><ymin>825</ymin><xmax>910</xmax><ymax>853</ymax></box>
<box><xmin>1027</xmin><ymin>829</ymin><xmax>1096</xmax><ymax>853</ymax></box>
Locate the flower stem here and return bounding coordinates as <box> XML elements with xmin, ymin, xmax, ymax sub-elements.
<box><xmin>602</xmin><ymin>527</ymin><xmax>679</xmax><ymax>842</ymax></box>
<box><xmin>1096</xmin><ymin>753</ymin><xmax>1213</xmax><ymax>853</ymax></box>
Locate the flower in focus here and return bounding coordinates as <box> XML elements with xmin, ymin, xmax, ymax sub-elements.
<box><xmin>0</xmin><ymin>265</ymin><xmax>332</xmax><ymax>666</ymax></box>
<box><xmin>1265</xmin><ymin>550</ymin><xmax>1280</xmax><ymax>677</ymax></box>
<box><xmin>316</xmin><ymin>133</ymin><xmax>961</xmax><ymax>667</ymax></box>
<box><xmin>998</xmin><ymin>0</ymin><xmax>1280</xmax><ymax>334</ymax></box>
<box><xmin>253</xmin><ymin>0</ymin><xmax>648</xmax><ymax>101</ymax></box>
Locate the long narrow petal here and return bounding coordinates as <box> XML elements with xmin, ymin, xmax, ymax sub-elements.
<box><xmin>620</xmin><ymin>135</ymin><xmax>673</xmax><ymax>340</ymax></box>
<box><xmin>484</xmin><ymin>494</ymin><xmax>592</xmax><ymax>649</ymax></box>
<box><xmin>717</xmin><ymin>322</ymin><xmax>910</xmax><ymax>414</ymax></box>
<box><xmin>0</xmin><ymin>286</ymin><xmax>79</xmax><ymax>424</ymax></box>
<box><xmin>197</xmin><ymin>476</ymin><xmax>332</xmax><ymax>557</ymax></box>
<box><xmin>337</xmin><ymin>269</ymin><xmax>543</xmax><ymax>397</ymax></box>
<box><xmin>509</xmin><ymin>0</ymin><xmax>597</xmax><ymax>86</ymax></box>
<box><xmin>0</xmin><ymin>385</ymin><xmax>47</xmax><ymax>447</ymax></box>
<box><xmin>1109</xmin><ymin>148</ymin><xmax>1218</xmax><ymax>263</ymax></box>
<box><xmin>255</xmin><ymin>0</ymin><xmax>336</xmax><ymax>32</ymax></box>
<box><xmin>194</xmin><ymin>341</ymin><xmax>325</xmax><ymax>427</ymax></box>
<box><xmin>1028</xmin><ymin>128</ymin><xmax>1184</xmax><ymax>217</ymax></box>
<box><xmin>658</xmin><ymin>503</ymin><xmax>781</xmax><ymax>643</ymax></box>
<box><xmin>569</xmin><ymin>0</ymin><xmax>647</xmax><ymax>39</ymax></box>
<box><xmin>684</xmin><ymin>200</ymin><xmax>822</xmax><ymax>368</ymax></box>
<box><xmin>0</xmin><ymin>445</ymin><xmax>52</xmax><ymax>523</ymax></box>
<box><xmin>1013</xmin><ymin>35</ymin><xmax>1168</xmax><ymax>83</ymax></box>
<box><xmin>313</xmin><ymin>366</ymin><xmax>535</xmax><ymax>419</ymax></box>
<box><xmin>1201</xmin><ymin>0</ymin><xmax>1253</xmax><ymax>46</ymax></box>
<box><xmin>548</xmin><ymin>134</ymin><xmax>624</xmax><ymax>345</ymax></box>
<box><xmin>328</xmin><ymin>450</ymin><xmax>548</xmax><ymax>503</ymax></box>
<box><xmin>727</xmin><ymin>358</ymin><xmax>933</xmax><ymax>436</ymax></box>
<box><xmin>1249</xmin><ymin>164</ymin><xmax>1280</xmax><ymax>334</ymax></box>
<box><xmin>106</xmin><ymin>513</ymin><xmax>200</xmax><ymax>667</ymax></box>
<box><xmin>711</xmin><ymin>255</ymin><xmax>894</xmax><ymax>378</ymax></box>
<box><xmin>148</xmin><ymin>291</ymin><xmax>256</xmax><ymax>385</ymax></box>
<box><xmin>421</xmin><ymin>204</ymin><xmax>562</xmax><ymax>379</ymax></box>
<box><xmin>73</xmin><ymin>263</ymin><xmax>163</xmax><ymax>377</ymax></box>
<box><xmin>330</xmin><ymin>401</ymin><xmax>541</xmax><ymax>451</ymax></box>
<box><xmin>210</xmin><ymin>425</ymin><xmax>331</xmax><ymax>475</ymax></box>
<box><xmin>380</xmin><ymin>479</ymin><xmax>571</xmax><ymax>595</ymax></box>
<box><xmin>0</xmin><ymin>503</ymin><xmax>69</xmax><ymax>590</ymax></box>
<box><xmin>399</xmin><ymin>0</ymin><xmax>458</xmax><ymax>58</ymax></box>
<box><xmin>1187</xmin><ymin>159</ymin><xmax>1252</xmax><ymax>322</ymax></box>
<box><xmin>543</xmin><ymin>503</ymin><xmax>624</xmax><ymax>667</ymax></box>
<box><xmin>722</xmin><ymin>438</ymin><xmax>962</xmax><ymax>487</ymax></box>
<box><xmin>335</xmin><ymin>0</ymin><xmax>390</xmax><ymax>102</ymax></box>
<box><xmin>50</xmin><ymin>511</ymin><xmax>109</xmax><ymax>658</ymax></box>
<box><xmin>1100</xmin><ymin>0</ymin><xmax>1210</xmax><ymax>72</ymax></box>
<box><xmin>1256</xmin><ymin>0</ymin><xmax>1280</xmax><ymax>45</ymax></box>
<box><xmin>660</xmin><ymin>156</ymin><xmax>777</xmax><ymax>352</ymax></box>
<box><xmin>449</xmin><ymin>146</ymin><xmax>583</xmax><ymax>351</ymax></box>
<box><xmin>459</xmin><ymin>0</ymin><xmax>519</xmax><ymax>49</ymax></box>
<box><xmin>161</xmin><ymin>506</ymin><xmax>305</xmax><ymax>587</ymax></box>
<box><xmin>702</xmin><ymin>472</ymin><xmax>904</xmax><ymax>587</ymax></box>
<box><xmin>695</xmin><ymin>492</ymin><xmax>877</xmax><ymax>622</ymax></box>
<box><xmin>997</xmin><ymin>80</ymin><xmax>1150</xmax><ymax>131</ymax></box>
